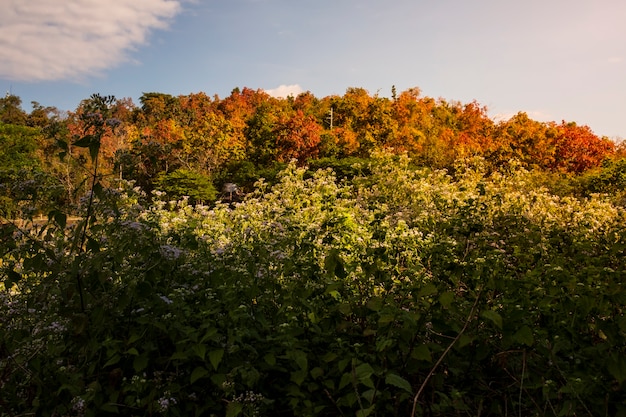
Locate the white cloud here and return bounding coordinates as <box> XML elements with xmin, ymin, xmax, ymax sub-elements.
<box><xmin>492</xmin><ymin>110</ymin><xmax>554</xmax><ymax>123</ymax></box>
<box><xmin>608</xmin><ymin>56</ymin><xmax>624</xmax><ymax>64</ymax></box>
<box><xmin>265</xmin><ymin>84</ymin><xmax>304</xmax><ymax>98</ymax></box>
<box><xmin>0</xmin><ymin>0</ymin><xmax>182</xmax><ymax>82</ymax></box>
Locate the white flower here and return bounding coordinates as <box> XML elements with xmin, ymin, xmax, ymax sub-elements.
<box><xmin>160</xmin><ymin>244</ymin><xmax>183</xmax><ymax>261</ymax></box>
<box><xmin>159</xmin><ymin>295</ymin><xmax>174</xmax><ymax>305</ymax></box>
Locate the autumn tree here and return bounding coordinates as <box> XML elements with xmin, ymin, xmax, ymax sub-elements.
<box><xmin>551</xmin><ymin>122</ymin><xmax>614</xmax><ymax>173</ymax></box>
<box><xmin>274</xmin><ymin>109</ymin><xmax>322</xmax><ymax>163</ymax></box>
<box><xmin>491</xmin><ymin>112</ymin><xmax>555</xmax><ymax>169</ymax></box>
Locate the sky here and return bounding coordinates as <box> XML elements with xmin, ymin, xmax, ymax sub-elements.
<box><xmin>1</xmin><ymin>0</ymin><xmax>625</xmax><ymax>139</ymax></box>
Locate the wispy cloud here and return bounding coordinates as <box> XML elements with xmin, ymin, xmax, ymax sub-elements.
<box><xmin>492</xmin><ymin>110</ymin><xmax>554</xmax><ymax>123</ymax></box>
<box><xmin>0</xmin><ymin>0</ymin><xmax>182</xmax><ymax>82</ymax></box>
<box><xmin>608</xmin><ymin>56</ymin><xmax>624</xmax><ymax>64</ymax></box>
<box><xmin>265</xmin><ymin>84</ymin><xmax>304</xmax><ymax>98</ymax></box>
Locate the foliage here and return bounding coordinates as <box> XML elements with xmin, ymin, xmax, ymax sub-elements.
<box><xmin>0</xmin><ymin>123</ymin><xmax>64</xmax><ymax>218</ymax></box>
<box><xmin>2</xmin><ymin>137</ymin><xmax>626</xmax><ymax>416</ymax></box>
<box><xmin>154</xmin><ymin>168</ymin><xmax>217</xmax><ymax>205</ymax></box>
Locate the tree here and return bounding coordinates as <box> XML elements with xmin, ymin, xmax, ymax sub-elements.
<box><xmin>0</xmin><ymin>94</ymin><xmax>28</xmax><ymax>125</ymax></box>
<box><xmin>274</xmin><ymin>110</ymin><xmax>322</xmax><ymax>163</ymax></box>
<box><xmin>154</xmin><ymin>168</ymin><xmax>217</xmax><ymax>204</ymax></box>
<box><xmin>552</xmin><ymin>122</ymin><xmax>614</xmax><ymax>173</ymax></box>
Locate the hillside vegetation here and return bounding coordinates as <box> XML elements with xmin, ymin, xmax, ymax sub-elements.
<box><xmin>1</xmin><ymin>91</ymin><xmax>625</xmax><ymax>416</ymax></box>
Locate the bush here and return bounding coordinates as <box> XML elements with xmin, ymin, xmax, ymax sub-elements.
<box><xmin>1</xmin><ymin>154</ymin><xmax>626</xmax><ymax>416</ymax></box>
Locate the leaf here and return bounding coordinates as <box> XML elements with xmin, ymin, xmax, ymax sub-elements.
<box><xmin>339</xmin><ymin>372</ymin><xmax>352</xmax><ymax>389</ymax></box>
<box><xmin>89</xmin><ymin>140</ymin><xmax>101</xmax><ymax>162</ymax></box>
<box><xmin>48</xmin><ymin>210</ymin><xmax>66</xmax><ymax>229</ymax></box>
<box><xmin>225</xmin><ymin>401</ymin><xmax>243</xmax><ymax>417</ymax></box>
<box><xmin>133</xmin><ymin>354</ymin><xmax>149</xmax><ymax>372</ymax></box>
<box><xmin>86</xmin><ymin>236</ymin><xmax>100</xmax><ymax>252</ymax></box>
<box><xmin>4</xmin><ymin>270</ymin><xmax>21</xmax><ymax>288</ymax></box>
<box><xmin>288</xmin><ymin>350</ymin><xmax>308</xmax><ymax>371</ymax></box>
<box><xmin>209</xmin><ymin>349</ymin><xmax>224</xmax><ymax>371</ymax></box>
<box><xmin>100</xmin><ymin>403</ymin><xmax>119</xmax><ymax>413</ymax></box>
<box><xmin>512</xmin><ymin>325</ymin><xmax>534</xmax><ymax>346</ymax></box>
<box><xmin>385</xmin><ymin>373</ymin><xmax>413</xmax><ymax>393</ymax></box>
<box><xmin>417</xmin><ymin>284</ymin><xmax>437</xmax><ymax>298</ymax></box>
<box><xmin>411</xmin><ymin>344</ymin><xmax>432</xmax><ymax>362</ymax></box>
<box><xmin>481</xmin><ymin>309</ymin><xmax>503</xmax><ymax>329</ymax></box>
<box><xmin>438</xmin><ymin>291</ymin><xmax>454</xmax><ymax>308</ymax></box>
<box><xmin>73</xmin><ymin>135</ymin><xmax>93</xmax><ymax>148</ymax></box>
<box><xmin>356</xmin><ymin>405</ymin><xmax>375</xmax><ymax>417</ymax></box>
<box><xmin>290</xmin><ymin>369</ymin><xmax>307</xmax><ymax>386</ymax></box>
<box><xmin>366</xmin><ymin>297</ymin><xmax>383</xmax><ymax>311</ymax></box>
<box><xmin>103</xmin><ymin>354</ymin><xmax>121</xmax><ymax>368</ymax></box>
<box><xmin>193</xmin><ymin>344</ymin><xmax>206</xmax><ymax>360</ymax></box>
<box><xmin>458</xmin><ymin>334</ymin><xmax>473</xmax><ymax>349</ymax></box>
<box><xmin>324</xmin><ymin>249</ymin><xmax>346</xmax><ymax>278</ymax></box>
<box><xmin>264</xmin><ymin>353</ymin><xmax>276</xmax><ymax>366</ymax></box>
<box><xmin>190</xmin><ymin>366</ymin><xmax>209</xmax><ymax>384</ymax></box>
<box><xmin>170</xmin><ymin>351</ymin><xmax>188</xmax><ymax>361</ymax></box>
<box><xmin>354</xmin><ymin>363</ymin><xmax>374</xmax><ymax>381</ymax></box>
<box><xmin>608</xmin><ymin>353</ymin><xmax>626</xmax><ymax>383</ymax></box>
<box><xmin>310</xmin><ymin>367</ymin><xmax>324</xmax><ymax>379</ymax></box>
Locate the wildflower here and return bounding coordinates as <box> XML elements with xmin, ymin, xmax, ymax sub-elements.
<box><xmin>157</xmin><ymin>395</ymin><xmax>177</xmax><ymax>412</ymax></box>
<box><xmin>71</xmin><ymin>397</ymin><xmax>86</xmax><ymax>416</ymax></box>
<box><xmin>159</xmin><ymin>295</ymin><xmax>174</xmax><ymax>305</ymax></box>
<box><xmin>160</xmin><ymin>244</ymin><xmax>183</xmax><ymax>261</ymax></box>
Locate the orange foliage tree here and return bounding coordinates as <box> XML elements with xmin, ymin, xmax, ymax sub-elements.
<box><xmin>274</xmin><ymin>110</ymin><xmax>322</xmax><ymax>163</ymax></box>
<box><xmin>551</xmin><ymin>122</ymin><xmax>614</xmax><ymax>173</ymax></box>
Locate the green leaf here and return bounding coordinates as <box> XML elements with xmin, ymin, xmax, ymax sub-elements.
<box><xmin>170</xmin><ymin>351</ymin><xmax>188</xmax><ymax>361</ymax></box>
<box><xmin>86</xmin><ymin>236</ymin><xmax>100</xmax><ymax>252</ymax></box>
<box><xmin>133</xmin><ymin>354</ymin><xmax>149</xmax><ymax>372</ymax></box>
<box><xmin>417</xmin><ymin>284</ymin><xmax>437</xmax><ymax>298</ymax></box>
<box><xmin>193</xmin><ymin>344</ymin><xmax>206</xmax><ymax>360</ymax></box>
<box><xmin>411</xmin><ymin>344</ymin><xmax>432</xmax><ymax>362</ymax></box>
<box><xmin>48</xmin><ymin>210</ymin><xmax>66</xmax><ymax>229</ymax></box>
<box><xmin>361</xmin><ymin>389</ymin><xmax>376</xmax><ymax>404</ymax></box>
<box><xmin>190</xmin><ymin>366</ymin><xmax>209</xmax><ymax>384</ymax></box>
<box><xmin>125</xmin><ymin>348</ymin><xmax>139</xmax><ymax>356</ymax></box>
<box><xmin>100</xmin><ymin>403</ymin><xmax>119</xmax><ymax>413</ymax></box>
<box><xmin>366</xmin><ymin>297</ymin><xmax>383</xmax><ymax>311</ymax></box>
<box><xmin>355</xmin><ymin>363</ymin><xmax>374</xmax><ymax>381</ymax></box>
<box><xmin>512</xmin><ymin>325</ymin><xmax>534</xmax><ymax>346</ymax></box>
<box><xmin>385</xmin><ymin>373</ymin><xmax>413</xmax><ymax>393</ymax></box>
<box><xmin>339</xmin><ymin>372</ymin><xmax>352</xmax><ymax>389</ymax></box>
<box><xmin>290</xmin><ymin>369</ymin><xmax>307</xmax><ymax>386</ymax></box>
<box><xmin>264</xmin><ymin>353</ymin><xmax>276</xmax><ymax>366</ymax></box>
<box><xmin>608</xmin><ymin>353</ymin><xmax>626</xmax><ymax>383</ymax></box>
<box><xmin>103</xmin><ymin>354</ymin><xmax>121</xmax><ymax>368</ymax></box>
<box><xmin>209</xmin><ymin>349</ymin><xmax>224</xmax><ymax>371</ymax></box>
<box><xmin>226</xmin><ymin>402</ymin><xmax>243</xmax><ymax>417</ymax></box>
<box><xmin>458</xmin><ymin>334</ymin><xmax>473</xmax><ymax>349</ymax></box>
<box><xmin>481</xmin><ymin>309</ymin><xmax>503</xmax><ymax>329</ymax></box>
<box><xmin>310</xmin><ymin>367</ymin><xmax>324</xmax><ymax>380</ymax></box>
<box><xmin>288</xmin><ymin>350</ymin><xmax>308</xmax><ymax>371</ymax></box>
<box><xmin>4</xmin><ymin>270</ymin><xmax>21</xmax><ymax>288</ymax></box>
<box><xmin>438</xmin><ymin>291</ymin><xmax>454</xmax><ymax>308</ymax></box>
<box><xmin>356</xmin><ymin>405</ymin><xmax>375</xmax><ymax>417</ymax></box>
<box><xmin>88</xmin><ymin>141</ymin><xmax>101</xmax><ymax>162</ymax></box>
<box><xmin>73</xmin><ymin>135</ymin><xmax>93</xmax><ymax>148</ymax></box>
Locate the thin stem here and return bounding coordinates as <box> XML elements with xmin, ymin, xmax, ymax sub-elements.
<box><xmin>75</xmin><ymin>140</ymin><xmax>100</xmax><ymax>313</ymax></box>
<box><xmin>411</xmin><ymin>291</ymin><xmax>481</xmax><ymax>417</ymax></box>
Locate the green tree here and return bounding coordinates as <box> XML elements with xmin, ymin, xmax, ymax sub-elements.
<box><xmin>0</xmin><ymin>94</ymin><xmax>28</xmax><ymax>125</ymax></box>
<box><xmin>154</xmin><ymin>168</ymin><xmax>217</xmax><ymax>204</ymax></box>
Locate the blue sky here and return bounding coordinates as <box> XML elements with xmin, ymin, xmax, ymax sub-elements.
<box><xmin>1</xmin><ymin>0</ymin><xmax>625</xmax><ymax>139</ymax></box>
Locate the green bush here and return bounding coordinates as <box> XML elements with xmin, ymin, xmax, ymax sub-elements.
<box><xmin>154</xmin><ymin>168</ymin><xmax>217</xmax><ymax>205</ymax></box>
<box><xmin>1</xmin><ymin>154</ymin><xmax>625</xmax><ymax>416</ymax></box>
